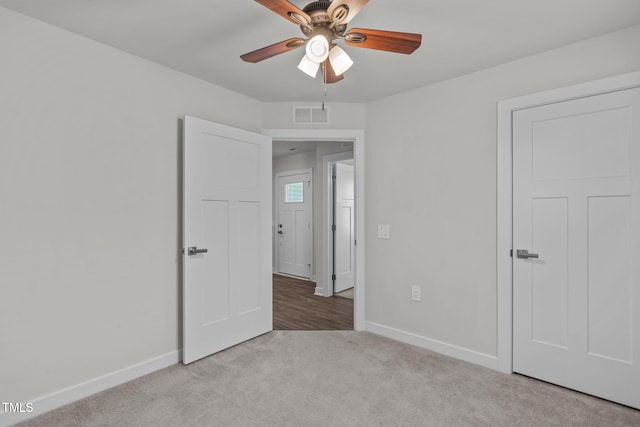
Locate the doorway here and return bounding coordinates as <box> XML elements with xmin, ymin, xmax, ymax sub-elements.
<box><xmin>265</xmin><ymin>128</ymin><xmax>365</xmax><ymax>330</ymax></box>
<box><xmin>497</xmin><ymin>72</ymin><xmax>640</xmax><ymax>409</ymax></box>
<box><xmin>271</xmin><ymin>135</ymin><xmax>361</xmax><ymax>330</ymax></box>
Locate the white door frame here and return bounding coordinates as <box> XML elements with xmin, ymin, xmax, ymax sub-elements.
<box><xmin>496</xmin><ymin>71</ymin><xmax>640</xmax><ymax>374</ymax></box>
<box><xmin>263</xmin><ymin>129</ymin><xmax>365</xmax><ymax>331</ymax></box>
<box><xmin>321</xmin><ymin>152</ymin><xmax>354</xmax><ymax>297</ymax></box>
<box><xmin>275</xmin><ymin>168</ymin><xmax>313</xmax><ymax>279</ymax></box>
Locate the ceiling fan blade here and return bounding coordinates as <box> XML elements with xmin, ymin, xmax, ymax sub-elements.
<box><xmin>322</xmin><ymin>59</ymin><xmax>344</xmax><ymax>84</ymax></box>
<box><xmin>255</xmin><ymin>0</ymin><xmax>312</xmax><ymax>26</ymax></box>
<box><xmin>240</xmin><ymin>38</ymin><xmax>306</xmax><ymax>63</ymax></box>
<box><xmin>327</xmin><ymin>0</ymin><xmax>369</xmax><ymax>24</ymax></box>
<box><xmin>344</xmin><ymin>28</ymin><xmax>422</xmax><ymax>54</ymax></box>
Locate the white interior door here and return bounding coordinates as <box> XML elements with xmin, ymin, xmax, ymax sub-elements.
<box><xmin>183</xmin><ymin>115</ymin><xmax>272</xmax><ymax>365</ymax></box>
<box><xmin>512</xmin><ymin>88</ymin><xmax>640</xmax><ymax>408</ymax></box>
<box><xmin>277</xmin><ymin>171</ymin><xmax>312</xmax><ymax>279</ymax></box>
<box><xmin>334</xmin><ymin>161</ymin><xmax>354</xmax><ymax>293</ymax></box>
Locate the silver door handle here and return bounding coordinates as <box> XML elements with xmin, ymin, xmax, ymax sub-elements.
<box><xmin>516</xmin><ymin>249</ymin><xmax>539</xmax><ymax>259</ymax></box>
<box><xmin>187</xmin><ymin>247</ymin><xmax>208</xmax><ymax>256</ymax></box>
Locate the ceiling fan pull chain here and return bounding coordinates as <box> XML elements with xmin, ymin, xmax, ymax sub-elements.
<box><xmin>322</xmin><ymin>82</ymin><xmax>327</xmax><ymax>111</ymax></box>
<box><xmin>321</xmin><ymin>62</ymin><xmax>328</xmax><ymax>111</ymax></box>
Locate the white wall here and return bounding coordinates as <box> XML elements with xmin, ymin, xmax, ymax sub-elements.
<box><xmin>0</xmin><ymin>6</ymin><xmax>262</xmax><ymax>409</ymax></box>
<box><xmin>364</xmin><ymin>25</ymin><xmax>640</xmax><ymax>362</ymax></box>
<box><xmin>273</xmin><ymin>151</ymin><xmax>317</xmax><ymax>174</ymax></box>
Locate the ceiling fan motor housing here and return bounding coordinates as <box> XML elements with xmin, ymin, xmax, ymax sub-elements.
<box><xmin>303</xmin><ymin>0</ymin><xmax>333</xmax><ymax>13</ymax></box>
<box><xmin>297</xmin><ymin>1</ymin><xmax>347</xmax><ymax>39</ymax></box>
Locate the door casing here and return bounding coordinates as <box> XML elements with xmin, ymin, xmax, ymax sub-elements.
<box><xmin>496</xmin><ymin>71</ymin><xmax>640</xmax><ymax>373</ymax></box>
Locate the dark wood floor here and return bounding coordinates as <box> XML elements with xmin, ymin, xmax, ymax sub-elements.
<box><xmin>273</xmin><ymin>274</ymin><xmax>353</xmax><ymax>330</ymax></box>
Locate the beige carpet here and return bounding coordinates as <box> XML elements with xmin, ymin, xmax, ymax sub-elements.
<box><xmin>17</xmin><ymin>331</ymin><xmax>640</xmax><ymax>426</ymax></box>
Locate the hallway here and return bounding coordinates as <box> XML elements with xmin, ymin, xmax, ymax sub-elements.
<box><xmin>272</xmin><ymin>274</ymin><xmax>353</xmax><ymax>330</ymax></box>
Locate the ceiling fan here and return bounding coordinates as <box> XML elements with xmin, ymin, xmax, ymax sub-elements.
<box><xmin>240</xmin><ymin>0</ymin><xmax>422</xmax><ymax>83</ymax></box>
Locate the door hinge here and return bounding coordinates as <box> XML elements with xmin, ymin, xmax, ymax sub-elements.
<box><xmin>331</xmin><ymin>224</ymin><xmax>336</xmax><ymax>231</ymax></box>
<box><xmin>332</xmin><ymin>274</ymin><xmax>336</xmax><ymax>281</ymax></box>
<box><xmin>332</xmin><ymin>175</ymin><xmax>336</xmax><ymax>182</ymax></box>
<box><xmin>510</xmin><ymin>249</ymin><xmax>513</xmax><ymax>257</ymax></box>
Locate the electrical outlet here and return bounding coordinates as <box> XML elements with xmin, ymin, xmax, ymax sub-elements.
<box><xmin>411</xmin><ymin>285</ymin><xmax>421</xmax><ymax>302</ymax></box>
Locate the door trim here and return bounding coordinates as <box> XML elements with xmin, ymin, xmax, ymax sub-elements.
<box><xmin>263</xmin><ymin>129</ymin><xmax>365</xmax><ymax>331</ymax></box>
<box><xmin>275</xmin><ymin>168</ymin><xmax>313</xmax><ymax>279</ymax></box>
<box><xmin>496</xmin><ymin>71</ymin><xmax>640</xmax><ymax>373</ymax></box>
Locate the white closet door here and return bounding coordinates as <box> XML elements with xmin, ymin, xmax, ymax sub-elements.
<box><xmin>512</xmin><ymin>88</ymin><xmax>640</xmax><ymax>409</ymax></box>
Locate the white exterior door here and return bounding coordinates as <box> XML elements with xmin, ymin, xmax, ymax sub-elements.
<box><xmin>512</xmin><ymin>88</ymin><xmax>640</xmax><ymax>408</ymax></box>
<box><xmin>334</xmin><ymin>162</ymin><xmax>355</xmax><ymax>293</ymax></box>
<box><xmin>277</xmin><ymin>170</ymin><xmax>312</xmax><ymax>279</ymax></box>
<box><xmin>182</xmin><ymin>116</ymin><xmax>272</xmax><ymax>365</ymax></box>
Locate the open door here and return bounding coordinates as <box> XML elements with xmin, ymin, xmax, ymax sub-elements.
<box><xmin>333</xmin><ymin>161</ymin><xmax>355</xmax><ymax>293</ymax></box>
<box><xmin>182</xmin><ymin>116</ymin><xmax>272</xmax><ymax>364</ymax></box>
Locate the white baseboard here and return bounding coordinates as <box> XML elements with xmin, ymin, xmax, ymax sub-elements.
<box><xmin>0</xmin><ymin>350</ymin><xmax>181</xmax><ymax>427</ymax></box>
<box><xmin>274</xmin><ymin>272</ymin><xmax>315</xmax><ymax>283</ymax></box>
<box><xmin>365</xmin><ymin>321</ymin><xmax>499</xmax><ymax>371</ymax></box>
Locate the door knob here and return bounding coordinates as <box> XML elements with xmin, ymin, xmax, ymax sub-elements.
<box><xmin>187</xmin><ymin>247</ymin><xmax>208</xmax><ymax>256</ymax></box>
<box><xmin>516</xmin><ymin>249</ymin><xmax>539</xmax><ymax>259</ymax></box>
<box><xmin>278</xmin><ymin>230</ymin><xmax>283</xmax><ymax>235</ymax></box>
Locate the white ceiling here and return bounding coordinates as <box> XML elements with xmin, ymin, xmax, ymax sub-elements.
<box><xmin>273</xmin><ymin>140</ymin><xmax>318</xmax><ymax>158</ymax></box>
<box><xmin>2</xmin><ymin>0</ymin><xmax>640</xmax><ymax>103</ymax></box>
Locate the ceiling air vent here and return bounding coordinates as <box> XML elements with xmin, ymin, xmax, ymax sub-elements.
<box><xmin>293</xmin><ymin>106</ymin><xmax>329</xmax><ymax>124</ymax></box>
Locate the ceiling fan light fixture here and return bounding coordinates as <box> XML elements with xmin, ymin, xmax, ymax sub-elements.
<box><xmin>305</xmin><ymin>34</ymin><xmax>330</xmax><ymax>63</ymax></box>
<box><xmin>242</xmin><ymin>0</ymin><xmax>423</xmax><ymax>84</ymax></box>
<box><xmin>328</xmin><ymin>45</ymin><xmax>353</xmax><ymax>76</ymax></box>
<box><xmin>297</xmin><ymin>54</ymin><xmax>320</xmax><ymax>78</ymax></box>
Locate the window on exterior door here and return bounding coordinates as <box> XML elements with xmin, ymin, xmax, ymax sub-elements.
<box><xmin>285</xmin><ymin>182</ymin><xmax>304</xmax><ymax>203</ymax></box>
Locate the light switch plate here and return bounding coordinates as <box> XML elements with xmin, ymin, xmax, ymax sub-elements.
<box><xmin>411</xmin><ymin>285</ymin><xmax>421</xmax><ymax>301</ymax></box>
<box><xmin>377</xmin><ymin>224</ymin><xmax>390</xmax><ymax>239</ymax></box>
